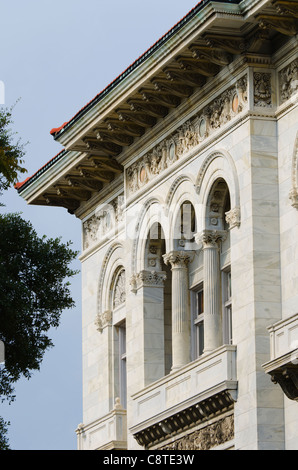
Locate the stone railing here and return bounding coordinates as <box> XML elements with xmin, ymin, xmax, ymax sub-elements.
<box><xmin>76</xmin><ymin>399</ymin><xmax>127</xmax><ymax>450</ymax></box>
<box><xmin>130</xmin><ymin>345</ymin><xmax>237</xmax><ymax>448</ymax></box>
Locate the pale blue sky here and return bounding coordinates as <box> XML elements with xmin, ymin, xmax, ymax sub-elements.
<box><xmin>0</xmin><ymin>0</ymin><xmax>197</xmax><ymax>450</ymax></box>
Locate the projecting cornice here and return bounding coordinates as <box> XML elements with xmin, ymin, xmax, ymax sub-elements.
<box><xmin>16</xmin><ymin>0</ymin><xmax>298</xmax><ymax>214</ymax></box>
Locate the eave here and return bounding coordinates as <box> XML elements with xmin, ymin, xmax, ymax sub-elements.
<box><xmin>16</xmin><ymin>0</ymin><xmax>298</xmax><ymax>215</ymax></box>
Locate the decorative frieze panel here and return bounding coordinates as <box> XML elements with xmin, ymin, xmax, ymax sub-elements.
<box><xmin>83</xmin><ymin>195</ymin><xmax>124</xmax><ymax>250</ymax></box>
<box><xmin>253</xmin><ymin>72</ymin><xmax>272</xmax><ymax>107</ymax></box>
<box><xmin>133</xmin><ymin>390</ymin><xmax>235</xmax><ymax>448</ymax></box>
<box><xmin>126</xmin><ymin>76</ymin><xmax>247</xmax><ymax>196</ymax></box>
<box><xmin>279</xmin><ymin>58</ymin><xmax>298</xmax><ymax>104</ymax></box>
<box><xmin>159</xmin><ymin>415</ymin><xmax>234</xmax><ymax>451</ymax></box>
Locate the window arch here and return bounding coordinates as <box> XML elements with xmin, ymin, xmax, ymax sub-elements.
<box><xmin>191</xmin><ymin>176</ymin><xmax>233</xmax><ymax>358</ymax></box>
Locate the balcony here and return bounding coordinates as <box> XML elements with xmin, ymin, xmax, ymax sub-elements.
<box><xmin>263</xmin><ymin>312</ymin><xmax>298</xmax><ymax>401</ymax></box>
<box><xmin>76</xmin><ymin>399</ymin><xmax>127</xmax><ymax>450</ymax></box>
<box><xmin>130</xmin><ymin>345</ymin><xmax>237</xmax><ymax>448</ymax></box>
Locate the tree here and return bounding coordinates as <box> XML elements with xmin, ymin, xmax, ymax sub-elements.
<box><xmin>0</xmin><ymin>417</ymin><xmax>10</xmax><ymax>450</ymax></box>
<box><xmin>0</xmin><ymin>213</ymin><xmax>78</xmax><ymax>397</ymax></box>
<box><xmin>0</xmin><ymin>105</ymin><xmax>26</xmax><ymax>195</ymax></box>
<box><xmin>0</xmin><ymin>106</ymin><xmax>78</xmax><ymax>449</ymax></box>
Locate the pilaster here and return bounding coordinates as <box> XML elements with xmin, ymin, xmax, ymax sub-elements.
<box><xmin>130</xmin><ymin>270</ymin><xmax>167</xmax><ymax>386</ymax></box>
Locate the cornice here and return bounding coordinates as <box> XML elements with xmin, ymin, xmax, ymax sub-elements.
<box><xmin>17</xmin><ymin>0</ymin><xmax>298</xmax><ymax>215</ymax></box>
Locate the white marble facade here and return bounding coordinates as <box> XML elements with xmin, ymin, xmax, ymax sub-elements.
<box><xmin>18</xmin><ymin>0</ymin><xmax>298</xmax><ymax>451</ymax></box>
<box><xmin>76</xmin><ymin>49</ymin><xmax>298</xmax><ymax>449</ymax></box>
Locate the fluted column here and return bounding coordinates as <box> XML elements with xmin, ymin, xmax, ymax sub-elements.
<box><xmin>197</xmin><ymin>230</ymin><xmax>227</xmax><ymax>353</ymax></box>
<box><xmin>163</xmin><ymin>251</ymin><xmax>194</xmax><ymax>371</ymax></box>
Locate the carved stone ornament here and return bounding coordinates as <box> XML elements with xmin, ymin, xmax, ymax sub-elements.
<box><xmin>159</xmin><ymin>415</ymin><xmax>234</xmax><ymax>451</ymax></box>
<box><xmin>95</xmin><ymin>310</ymin><xmax>113</xmax><ymax>332</ymax></box>
<box><xmin>133</xmin><ymin>389</ymin><xmax>236</xmax><ymax>448</ymax></box>
<box><xmin>280</xmin><ymin>58</ymin><xmax>298</xmax><ymax>104</ymax></box>
<box><xmin>270</xmin><ymin>366</ymin><xmax>298</xmax><ymax>401</ymax></box>
<box><xmin>289</xmin><ymin>187</ymin><xmax>298</xmax><ymax>209</ymax></box>
<box><xmin>196</xmin><ymin>229</ymin><xmax>227</xmax><ymax>248</ymax></box>
<box><xmin>163</xmin><ymin>250</ymin><xmax>194</xmax><ymax>269</ymax></box>
<box><xmin>225</xmin><ymin>206</ymin><xmax>241</xmax><ymax>229</ymax></box>
<box><xmin>130</xmin><ymin>270</ymin><xmax>167</xmax><ymax>293</ymax></box>
<box><xmin>113</xmin><ymin>270</ymin><xmax>126</xmax><ymax>308</ymax></box>
<box><xmin>83</xmin><ymin>195</ymin><xmax>124</xmax><ymax>250</ymax></box>
<box><xmin>254</xmin><ymin>72</ymin><xmax>272</xmax><ymax>107</ymax></box>
<box><xmin>126</xmin><ymin>76</ymin><xmax>247</xmax><ymax>195</ymax></box>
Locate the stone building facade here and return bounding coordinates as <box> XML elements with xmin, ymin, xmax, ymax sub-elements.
<box><xmin>17</xmin><ymin>0</ymin><xmax>298</xmax><ymax>450</ymax></box>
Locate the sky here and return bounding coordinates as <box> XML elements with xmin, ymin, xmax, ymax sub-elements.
<box><xmin>0</xmin><ymin>0</ymin><xmax>198</xmax><ymax>450</ymax></box>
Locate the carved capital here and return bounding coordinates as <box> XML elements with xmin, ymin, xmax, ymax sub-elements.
<box><xmin>225</xmin><ymin>206</ymin><xmax>241</xmax><ymax>229</ymax></box>
<box><xmin>130</xmin><ymin>270</ymin><xmax>167</xmax><ymax>292</ymax></box>
<box><xmin>196</xmin><ymin>230</ymin><xmax>227</xmax><ymax>249</ymax></box>
<box><xmin>95</xmin><ymin>310</ymin><xmax>112</xmax><ymax>332</ymax></box>
<box><xmin>163</xmin><ymin>250</ymin><xmax>194</xmax><ymax>269</ymax></box>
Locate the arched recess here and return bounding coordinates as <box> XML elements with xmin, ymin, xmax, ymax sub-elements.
<box><xmin>132</xmin><ymin>197</ymin><xmax>169</xmax><ymax>275</ymax></box>
<box><xmin>196</xmin><ymin>149</ymin><xmax>240</xmax><ymax>230</ymax></box>
<box><xmin>289</xmin><ymin>131</ymin><xmax>298</xmax><ymax>209</ymax></box>
<box><xmin>141</xmin><ymin>221</ymin><xmax>173</xmax><ymax>378</ymax></box>
<box><xmin>166</xmin><ymin>174</ymin><xmax>199</xmax><ymax>252</ymax></box>
<box><xmin>97</xmin><ymin>242</ymin><xmax>125</xmax><ymax>319</ymax></box>
<box><xmin>165</xmin><ymin>174</ymin><xmax>196</xmax><ymax>214</ymax></box>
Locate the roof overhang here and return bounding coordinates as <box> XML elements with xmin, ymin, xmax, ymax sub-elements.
<box><xmin>16</xmin><ymin>0</ymin><xmax>298</xmax><ymax>214</ymax></box>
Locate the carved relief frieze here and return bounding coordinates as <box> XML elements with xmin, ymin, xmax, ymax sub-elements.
<box><xmin>83</xmin><ymin>195</ymin><xmax>124</xmax><ymax>250</ymax></box>
<box><xmin>126</xmin><ymin>76</ymin><xmax>247</xmax><ymax>196</ymax></box>
<box><xmin>159</xmin><ymin>415</ymin><xmax>234</xmax><ymax>451</ymax></box>
<box><xmin>279</xmin><ymin>58</ymin><xmax>298</xmax><ymax>104</ymax></box>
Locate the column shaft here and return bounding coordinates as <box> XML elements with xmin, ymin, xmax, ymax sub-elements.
<box><xmin>199</xmin><ymin>230</ymin><xmax>226</xmax><ymax>353</ymax></box>
<box><xmin>163</xmin><ymin>251</ymin><xmax>194</xmax><ymax>371</ymax></box>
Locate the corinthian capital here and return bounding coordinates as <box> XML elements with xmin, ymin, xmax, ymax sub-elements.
<box><xmin>196</xmin><ymin>229</ymin><xmax>227</xmax><ymax>249</ymax></box>
<box><xmin>163</xmin><ymin>250</ymin><xmax>194</xmax><ymax>268</ymax></box>
<box><xmin>225</xmin><ymin>206</ymin><xmax>241</xmax><ymax>229</ymax></box>
<box><xmin>130</xmin><ymin>270</ymin><xmax>167</xmax><ymax>292</ymax></box>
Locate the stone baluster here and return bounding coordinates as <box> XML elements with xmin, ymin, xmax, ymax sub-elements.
<box><xmin>163</xmin><ymin>250</ymin><xmax>194</xmax><ymax>371</ymax></box>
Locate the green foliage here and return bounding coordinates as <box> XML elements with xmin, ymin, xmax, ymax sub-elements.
<box><xmin>0</xmin><ymin>213</ymin><xmax>78</xmax><ymax>400</ymax></box>
<box><xmin>0</xmin><ymin>105</ymin><xmax>27</xmax><ymax>193</ymax></box>
<box><xmin>0</xmin><ymin>417</ymin><xmax>10</xmax><ymax>450</ymax></box>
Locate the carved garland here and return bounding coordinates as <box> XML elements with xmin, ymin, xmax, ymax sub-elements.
<box><xmin>126</xmin><ymin>76</ymin><xmax>247</xmax><ymax>196</ymax></box>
